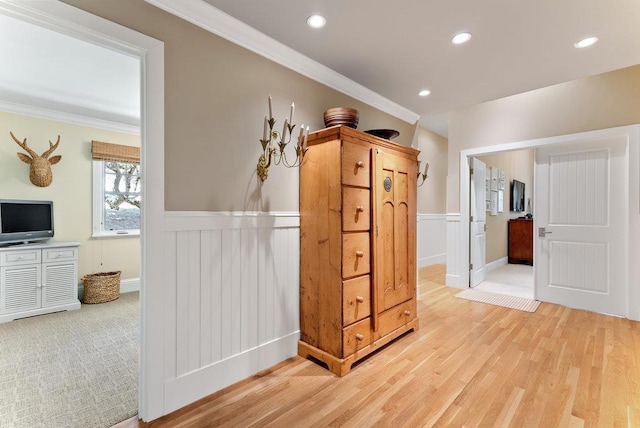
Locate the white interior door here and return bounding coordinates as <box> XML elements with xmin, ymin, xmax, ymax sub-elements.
<box><xmin>470</xmin><ymin>158</ymin><xmax>487</xmax><ymax>287</ymax></box>
<box><xmin>535</xmin><ymin>137</ymin><xmax>627</xmax><ymax>316</ymax></box>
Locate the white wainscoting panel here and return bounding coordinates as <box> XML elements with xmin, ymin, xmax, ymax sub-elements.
<box><xmin>162</xmin><ymin>212</ymin><xmax>300</xmax><ymax>413</ymax></box>
<box><xmin>417</xmin><ymin>214</ymin><xmax>446</xmax><ymax>267</ymax></box>
<box><xmin>446</xmin><ymin>214</ymin><xmax>465</xmax><ymax>288</ymax></box>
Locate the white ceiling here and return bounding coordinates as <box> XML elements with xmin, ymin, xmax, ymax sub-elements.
<box><xmin>204</xmin><ymin>0</ymin><xmax>640</xmax><ymax>136</ymax></box>
<box><xmin>0</xmin><ymin>13</ymin><xmax>140</xmax><ymax>131</ymax></box>
<box><xmin>1</xmin><ymin>2</ymin><xmax>639</xmax><ymax>137</ymax></box>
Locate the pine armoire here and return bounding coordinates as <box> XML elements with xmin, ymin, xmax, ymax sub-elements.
<box><xmin>299</xmin><ymin>125</ymin><xmax>420</xmax><ymax>376</ymax></box>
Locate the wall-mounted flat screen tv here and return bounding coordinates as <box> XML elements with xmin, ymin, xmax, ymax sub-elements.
<box><xmin>511</xmin><ymin>180</ymin><xmax>525</xmax><ymax>212</ymax></box>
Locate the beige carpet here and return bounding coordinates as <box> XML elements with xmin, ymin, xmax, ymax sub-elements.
<box><xmin>455</xmin><ymin>288</ymin><xmax>541</xmax><ymax>312</ymax></box>
<box><xmin>0</xmin><ymin>292</ymin><xmax>139</xmax><ymax>428</ymax></box>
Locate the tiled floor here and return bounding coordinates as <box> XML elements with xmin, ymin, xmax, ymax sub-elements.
<box><xmin>474</xmin><ymin>263</ymin><xmax>534</xmax><ymax>299</ymax></box>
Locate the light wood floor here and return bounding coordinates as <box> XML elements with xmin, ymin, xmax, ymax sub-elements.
<box><xmin>116</xmin><ymin>264</ymin><xmax>640</xmax><ymax>427</ymax></box>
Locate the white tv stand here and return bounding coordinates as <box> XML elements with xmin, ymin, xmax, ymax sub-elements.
<box><xmin>0</xmin><ymin>241</ymin><xmax>80</xmax><ymax>323</ymax></box>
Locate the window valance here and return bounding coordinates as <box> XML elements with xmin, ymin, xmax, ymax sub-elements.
<box><xmin>91</xmin><ymin>141</ymin><xmax>140</xmax><ymax>163</ymax></box>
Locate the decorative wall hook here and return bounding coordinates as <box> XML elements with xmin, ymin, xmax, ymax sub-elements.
<box><xmin>10</xmin><ymin>131</ymin><xmax>62</xmax><ymax>187</ymax></box>
<box><xmin>417</xmin><ymin>161</ymin><xmax>429</xmax><ymax>187</ymax></box>
<box><xmin>257</xmin><ymin>95</ymin><xmax>309</xmax><ymax>182</ymax></box>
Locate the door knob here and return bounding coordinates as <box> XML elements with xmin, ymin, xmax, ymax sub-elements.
<box><xmin>356</xmin><ymin>161</ymin><xmax>364</xmax><ymax>168</ymax></box>
<box><xmin>355</xmin><ymin>251</ymin><xmax>364</xmax><ymax>257</ymax></box>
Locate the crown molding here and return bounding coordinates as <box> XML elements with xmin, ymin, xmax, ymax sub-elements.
<box><xmin>0</xmin><ymin>100</ymin><xmax>140</xmax><ymax>135</ymax></box>
<box><xmin>145</xmin><ymin>0</ymin><xmax>420</xmax><ymax>124</ymax></box>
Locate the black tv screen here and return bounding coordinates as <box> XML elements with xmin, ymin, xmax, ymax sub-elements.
<box><xmin>0</xmin><ymin>200</ymin><xmax>54</xmax><ymax>244</ymax></box>
<box><xmin>511</xmin><ymin>180</ymin><xmax>525</xmax><ymax>212</ymax></box>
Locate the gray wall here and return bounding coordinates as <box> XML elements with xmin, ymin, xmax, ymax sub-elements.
<box><xmin>63</xmin><ymin>0</ymin><xmax>416</xmax><ymax>212</ymax></box>
<box><xmin>447</xmin><ymin>64</ymin><xmax>640</xmax><ymax>212</ymax></box>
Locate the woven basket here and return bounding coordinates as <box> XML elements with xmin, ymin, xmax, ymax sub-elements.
<box><xmin>82</xmin><ymin>271</ymin><xmax>121</xmax><ymax>304</ymax></box>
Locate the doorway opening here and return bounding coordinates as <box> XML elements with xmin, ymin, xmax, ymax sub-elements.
<box><xmin>0</xmin><ymin>0</ymin><xmax>165</xmax><ymax>423</ymax></box>
<box><xmin>469</xmin><ymin>150</ymin><xmax>534</xmax><ymax>299</ymax></box>
<box><xmin>0</xmin><ymin>10</ymin><xmax>142</xmax><ymax>427</ymax></box>
<box><xmin>459</xmin><ymin>125</ymin><xmax>639</xmax><ymax>319</ymax></box>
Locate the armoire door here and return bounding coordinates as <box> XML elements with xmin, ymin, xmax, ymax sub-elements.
<box><xmin>373</xmin><ymin>148</ymin><xmax>417</xmax><ymax>314</ymax></box>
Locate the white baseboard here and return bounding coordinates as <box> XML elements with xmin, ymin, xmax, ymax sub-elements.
<box><xmin>120</xmin><ymin>278</ymin><xmax>140</xmax><ymax>293</ymax></box>
<box><xmin>446</xmin><ymin>273</ymin><xmax>465</xmax><ymax>289</ymax></box>
<box><xmin>485</xmin><ymin>257</ymin><xmax>508</xmax><ymax>274</ymax></box>
<box><xmin>419</xmin><ymin>253</ymin><xmax>446</xmax><ymax>267</ymax></box>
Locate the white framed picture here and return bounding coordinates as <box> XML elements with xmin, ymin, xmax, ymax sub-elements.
<box><xmin>491</xmin><ymin>167</ymin><xmax>499</xmax><ymax>191</ymax></box>
<box><xmin>498</xmin><ymin>190</ymin><xmax>504</xmax><ymax>212</ymax></box>
<box><xmin>490</xmin><ymin>191</ymin><xmax>498</xmax><ymax>216</ymax></box>
<box><xmin>499</xmin><ymin>171</ymin><xmax>506</xmax><ymax>191</ymax></box>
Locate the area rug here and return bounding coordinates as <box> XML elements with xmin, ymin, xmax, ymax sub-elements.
<box><xmin>0</xmin><ymin>292</ymin><xmax>139</xmax><ymax>428</ymax></box>
<box><xmin>454</xmin><ymin>288</ymin><xmax>541</xmax><ymax>312</ymax></box>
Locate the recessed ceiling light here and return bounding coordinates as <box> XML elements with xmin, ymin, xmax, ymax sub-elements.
<box><xmin>418</xmin><ymin>89</ymin><xmax>431</xmax><ymax>97</ymax></box>
<box><xmin>307</xmin><ymin>14</ymin><xmax>326</xmax><ymax>29</ymax></box>
<box><xmin>574</xmin><ymin>36</ymin><xmax>598</xmax><ymax>48</ymax></box>
<box><xmin>452</xmin><ymin>32</ymin><xmax>472</xmax><ymax>45</ymax></box>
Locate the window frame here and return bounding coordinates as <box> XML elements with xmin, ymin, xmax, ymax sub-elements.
<box><xmin>92</xmin><ymin>159</ymin><xmax>141</xmax><ymax>238</ymax></box>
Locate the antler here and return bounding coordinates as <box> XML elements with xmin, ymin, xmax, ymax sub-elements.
<box><xmin>9</xmin><ymin>131</ymin><xmax>37</xmax><ymax>158</ymax></box>
<box><xmin>42</xmin><ymin>135</ymin><xmax>61</xmax><ymax>159</ymax></box>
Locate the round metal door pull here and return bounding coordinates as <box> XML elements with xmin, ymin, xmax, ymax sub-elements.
<box><xmin>384</xmin><ymin>177</ymin><xmax>392</xmax><ymax>192</ymax></box>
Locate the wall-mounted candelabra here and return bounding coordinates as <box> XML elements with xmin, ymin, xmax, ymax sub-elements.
<box><xmin>257</xmin><ymin>95</ymin><xmax>309</xmax><ymax>182</ymax></box>
<box><xmin>417</xmin><ymin>161</ymin><xmax>429</xmax><ymax>187</ymax></box>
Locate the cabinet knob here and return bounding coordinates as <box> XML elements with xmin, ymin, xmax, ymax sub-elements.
<box><xmin>403</xmin><ymin>310</ymin><xmax>411</xmax><ymax>316</ymax></box>
<box><xmin>356</xmin><ymin>205</ymin><xmax>364</xmax><ymax>212</ymax></box>
<box><xmin>355</xmin><ymin>251</ymin><xmax>364</xmax><ymax>258</ymax></box>
<box><xmin>356</xmin><ymin>161</ymin><xmax>364</xmax><ymax>169</ymax></box>
<box><xmin>355</xmin><ymin>333</ymin><xmax>364</xmax><ymax>341</ymax></box>
<box><xmin>356</xmin><ymin>296</ymin><xmax>364</xmax><ymax>303</ymax></box>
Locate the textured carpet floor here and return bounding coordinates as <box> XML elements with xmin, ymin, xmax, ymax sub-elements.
<box><xmin>455</xmin><ymin>288</ymin><xmax>541</xmax><ymax>312</ymax></box>
<box><xmin>0</xmin><ymin>292</ymin><xmax>139</xmax><ymax>428</ymax></box>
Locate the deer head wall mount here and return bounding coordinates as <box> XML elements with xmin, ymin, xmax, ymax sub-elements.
<box><xmin>10</xmin><ymin>131</ymin><xmax>62</xmax><ymax>187</ymax></box>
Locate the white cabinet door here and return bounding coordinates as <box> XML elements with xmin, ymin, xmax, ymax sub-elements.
<box><xmin>42</xmin><ymin>262</ymin><xmax>78</xmax><ymax>308</ymax></box>
<box><xmin>1</xmin><ymin>265</ymin><xmax>40</xmax><ymax>314</ymax></box>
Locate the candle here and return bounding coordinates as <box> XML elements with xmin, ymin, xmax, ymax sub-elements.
<box><xmin>281</xmin><ymin>119</ymin><xmax>288</xmax><ymax>142</ymax></box>
<box><xmin>289</xmin><ymin>102</ymin><xmax>295</xmax><ymax>124</ymax></box>
<box><xmin>424</xmin><ymin>162</ymin><xmax>429</xmax><ymax>177</ymax></box>
<box><xmin>268</xmin><ymin>95</ymin><xmax>273</xmax><ymax>120</ymax></box>
<box><xmin>298</xmin><ymin>123</ymin><xmax>305</xmax><ymax>146</ymax></box>
<box><xmin>263</xmin><ymin>116</ymin><xmax>268</xmax><ymax>141</ymax></box>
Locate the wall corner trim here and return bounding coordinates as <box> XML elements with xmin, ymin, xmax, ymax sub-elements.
<box><xmin>144</xmin><ymin>0</ymin><xmax>420</xmax><ymax>124</ymax></box>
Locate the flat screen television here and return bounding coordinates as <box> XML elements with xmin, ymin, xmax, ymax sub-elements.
<box><xmin>0</xmin><ymin>199</ymin><xmax>54</xmax><ymax>245</ymax></box>
<box><xmin>511</xmin><ymin>180</ymin><xmax>525</xmax><ymax>212</ymax></box>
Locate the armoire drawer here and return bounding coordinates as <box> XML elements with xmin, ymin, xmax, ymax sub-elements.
<box><xmin>342</xmin><ymin>187</ymin><xmax>370</xmax><ymax>232</ymax></box>
<box><xmin>342</xmin><ymin>143</ymin><xmax>370</xmax><ymax>188</ymax></box>
<box><xmin>342</xmin><ymin>233</ymin><xmax>370</xmax><ymax>278</ymax></box>
<box><xmin>343</xmin><ymin>275</ymin><xmax>371</xmax><ymax>326</ymax></box>
<box><xmin>375</xmin><ymin>299</ymin><xmax>416</xmax><ymax>340</ymax></box>
<box><xmin>343</xmin><ymin>317</ymin><xmax>371</xmax><ymax>356</ymax></box>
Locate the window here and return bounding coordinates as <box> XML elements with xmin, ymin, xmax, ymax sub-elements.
<box><xmin>92</xmin><ymin>141</ymin><xmax>141</xmax><ymax>237</ymax></box>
